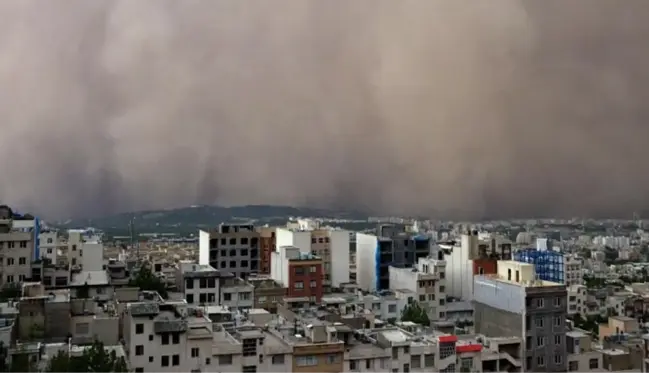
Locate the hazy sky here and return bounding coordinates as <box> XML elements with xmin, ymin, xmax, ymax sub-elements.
<box><xmin>1</xmin><ymin>0</ymin><xmax>648</xmax><ymax>219</ymax></box>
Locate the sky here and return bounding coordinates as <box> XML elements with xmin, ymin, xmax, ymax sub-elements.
<box><xmin>1</xmin><ymin>0</ymin><xmax>649</xmax><ymax>220</ymax></box>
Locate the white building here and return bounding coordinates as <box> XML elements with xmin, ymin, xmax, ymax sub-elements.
<box><xmin>389</xmin><ymin>257</ymin><xmax>447</xmax><ymax>321</ymax></box>
<box><xmin>275</xmin><ymin>227</ymin><xmax>350</xmax><ymax>289</ymax></box>
<box><xmin>567</xmin><ymin>285</ymin><xmax>587</xmax><ymax>316</ymax></box>
<box><xmin>124</xmin><ymin>302</ymin><xmax>214</xmax><ymax>373</ymax></box>
<box><xmin>175</xmin><ymin>261</ymin><xmax>221</xmax><ymax>305</ymax></box>
<box><xmin>564</xmin><ymin>256</ymin><xmax>583</xmax><ymax>287</ymax></box>
<box><xmin>220</xmin><ymin>277</ymin><xmax>255</xmax><ymax>310</ymax></box>
<box><xmin>67</xmin><ymin>229</ymin><xmax>104</xmax><ymax>271</ymax></box>
<box><xmin>0</xmin><ymin>211</ymin><xmax>35</xmax><ymax>285</ymax></box>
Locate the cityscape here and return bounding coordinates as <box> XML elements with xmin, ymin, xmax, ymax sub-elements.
<box><xmin>0</xmin><ymin>203</ymin><xmax>647</xmax><ymax>371</ymax></box>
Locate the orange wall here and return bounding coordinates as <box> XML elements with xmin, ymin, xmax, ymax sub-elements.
<box><xmin>473</xmin><ymin>259</ymin><xmax>497</xmax><ymax>275</ymax></box>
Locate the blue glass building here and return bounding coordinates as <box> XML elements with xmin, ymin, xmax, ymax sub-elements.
<box><xmin>513</xmin><ymin>248</ymin><xmax>565</xmax><ymax>284</ymax></box>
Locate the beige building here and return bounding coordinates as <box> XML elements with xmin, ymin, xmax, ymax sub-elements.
<box><xmin>0</xmin><ymin>207</ymin><xmax>35</xmax><ymax>285</ymax></box>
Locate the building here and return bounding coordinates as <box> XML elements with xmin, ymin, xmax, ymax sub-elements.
<box><xmin>220</xmin><ymin>277</ymin><xmax>255</xmax><ymax>310</ymax></box>
<box><xmin>67</xmin><ymin>228</ymin><xmax>104</xmax><ymax>271</ymax></box>
<box><xmin>198</xmin><ymin>223</ymin><xmax>260</xmax><ymax>279</ymax></box>
<box><xmin>513</xmin><ymin>248</ymin><xmax>565</xmax><ymax>284</ymax></box>
<box><xmin>564</xmin><ymin>255</ymin><xmax>583</xmax><ymax>287</ymax></box>
<box><xmin>443</xmin><ymin>230</ymin><xmax>512</xmax><ymax>301</ymax></box>
<box><xmin>0</xmin><ymin>206</ymin><xmax>36</xmax><ymax>285</ymax></box>
<box><xmin>473</xmin><ymin>260</ymin><xmax>568</xmax><ymax>372</ymax></box>
<box><xmin>275</xmin><ymin>227</ymin><xmax>350</xmax><ymax>291</ymax></box>
<box><xmin>257</xmin><ymin>227</ymin><xmax>276</xmax><ymax>275</ymax></box>
<box><xmin>389</xmin><ymin>257</ymin><xmax>447</xmax><ymax>321</ymax></box>
<box><xmin>247</xmin><ymin>276</ymin><xmax>286</xmax><ymax>313</ymax></box>
<box><xmin>175</xmin><ymin>261</ymin><xmax>228</xmax><ymax>305</ymax></box>
<box><xmin>124</xmin><ymin>301</ymin><xmax>214</xmax><ymax>372</ymax></box>
<box><xmin>567</xmin><ymin>285</ymin><xmax>587</xmax><ymax>316</ymax></box>
<box><xmin>270</xmin><ymin>246</ymin><xmax>324</xmax><ymax>305</ymax></box>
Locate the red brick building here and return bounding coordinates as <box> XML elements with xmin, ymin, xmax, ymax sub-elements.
<box><xmin>271</xmin><ymin>246</ymin><xmax>323</xmax><ymax>304</ymax></box>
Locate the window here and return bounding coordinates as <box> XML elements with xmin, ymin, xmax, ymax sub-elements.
<box><xmin>135</xmin><ymin>345</ymin><xmax>144</xmax><ymax>356</ymax></box>
<box><xmin>350</xmin><ymin>360</ymin><xmax>358</xmax><ymax>370</ymax></box>
<box><xmin>135</xmin><ymin>369</ymin><xmax>144</xmax><ymax>373</ymax></box>
<box><xmin>19</xmin><ymin>241</ymin><xmax>27</xmax><ymax>248</ymax></box>
<box><xmin>135</xmin><ymin>323</ymin><xmax>144</xmax><ymax>334</ymax></box>
<box><xmin>186</xmin><ymin>278</ymin><xmax>195</xmax><ymax>289</ymax></box>
<box><xmin>327</xmin><ymin>354</ymin><xmax>339</xmax><ymax>364</ymax></box>
<box><xmin>18</xmin><ymin>257</ymin><xmax>26</xmax><ymax>265</ymax></box>
<box><xmin>295</xmin><ymin>356</ymin><xmax>317</xmax><ymax>366</ymax></box>
<box><xmin>537</xmin><ymin>336</ymin><xmax>546</xmax><ymax>347</ymax></box>
<box><xmin>172</xmin><ymin>354</ymin><xmax>180</xmax><ymax>366</ymax></box>
<box><xmin>555</xmin><ymin>335</ymin><xmax>562</xmax><ymax>345</ymax></box>
<box><xmin>72</xmin><ymin>244</ymin><xmax>77</xmax><ymax>251</ymax></box>
<box><xmin>439</xmin><ymin>286</ymin><xmax>445</xmax><ymax>292</ymax></box>
<box><xmin>554</xmin><ymin>297</ymin><xmax>562</xmax><ymax>306</ymax></box>
<box><xmin>172</xmin><ymin>333</ymin><xmax>180</xmax><ymax>344</ymax></box>
<box><xmin>424</xmin><ymin>354</ymin><xmax>435</xmax><ymax>367</ymax></box>
<box><xmin>419</xmin><ymin>294</ymin><xmax>426</xmax><ymax>302</ymax></box>
<box><xmin>229</xmin><ymin>238</ymin><xmax>236</xmax><ymax>245</ymax></box>
<box><xmin>392</xmin><ymin>347</ymin><xmax>399</xmax><ymax>359</ymax></box>
<box><xmin>219</xmin><ymin>355</ymin><xmax>233</xmax><ymax>365</ymax></box>
<box><xmin>148</xmin><ymin>335</ymin><xmax>153</xmax><ymax>341</ymax></box>
<box><xmin>569</xmin><ymin>361</ymin><xmax>579</xmax><ymax>371</ymax></box>
<box><xmin>224</xmin><ymin>293</ymin><xmax>232</xmax><ymax>301</ymax></box>
<box><xmin>310</xmin><ymin>265</ymin><xmax>316</xmax><ymax>273</ymax></box>
<box><xmin>389</xmin><ymin>304</ymin><xmax>397</xmax><ymax>313</ymax></box>
<box><xmin>537</xmin><ymin>356</ymin><xmax>545</xmax><ymax>367</ymax></box>
<box><xmin>589</xmin><ymin>358</ymin><xmax>598</xmax><ymax>369</ymax></box>
<box><xmin>47</xmin><ymin>238</ymin><xmax>53</xmax><ymax>244</ymax></box>
<box><xmin>6</xmin><ymin>275</ymin><xmax>13</xmax><ymax>283</ymax></box>
<box><xmin>205</xmin><ymin>358</ymin><xmax>211</xmax><ymax>365</ymax></box>
<box><xmin>535</xmin><ymin>317</ymin><xmax>544</xmax><ymax>328</ymax></box>
<box><xmin>478</xmin><ymin>267</ymin><xmax>485</xmax><ymax>274</ymax></box>
<box><xmin>410</xmin><ymin>355</ymin><xmax>421</xmax><ymax>368</ymax></box>
<box><xmin>240</xmin><ymin>292</ymin><xmax>252</xmax><ymax>300</ymax></box>
<box><xmin>310</xmin><ymin>280</ymin><xmax>317</xmax><ymax>288</ymax></box>
<box><xmin>18</xmin><ymin>275</ymin><xmax>25</xmax><ymax>282</ymax></box>
<box><xmin>47</xmin><ymin>248</ymin><xmax>52</xmax><ymax>254</ymax></box>
<box><xmin>294</xmin><ymin>281</ymin><xmax>304</xmax><ymax>289</ymax></box>
<box><xmin>272</xmin><ymin>354</ymin><xmax>285</xmax><ymax>364</ymax></box>
<box><xmin>6</xmin><ymin>258</ymin><xmax>13</xmax><ymax>265</ymax></box>
<box><xmin>241</xmin><ymin>237</ymin><xmax>249</xmax><ymax>245</ymax></box>
<box><xmin>161</xmin><ymin>333</ymin><xmax>169</xmax><ymax>345</ymax></box>
<box><xmin>161</xmin><ymin>356</ymin><xmax>169</xmax><ymax>367</ymax></box>
<box><xmin>554</xmin><ymin>354</ymin><xmax>562</xmax><ymax>364</ymax></box>
<box><xmin>536</xmin><ymin>298</ymin><xmax>544</xmax><ymax>307</ymax></box>
<box><xmin>295</xmin><ymin>266</ymin><xmax>305</xmax><ymax>275</ymax></box>
<box><xmin>554</xmin><ymin>316</ymin><xmax>561</xmax><ymax>326</ymax></box>
<box><xmin>186</xmin><ymin>294</ymin><xmax>194</xmax><ymax>304</ymax></box>
<box><xmin>229</xmin><ymin>260</ymin><xmax>236</xmax><ymax>268</ymax></box>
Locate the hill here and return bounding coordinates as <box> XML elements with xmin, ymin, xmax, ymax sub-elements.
<box><xmin>55</xmin><ymin>205</ymin><xmax>367</xmax><ymax>237</ymax></box>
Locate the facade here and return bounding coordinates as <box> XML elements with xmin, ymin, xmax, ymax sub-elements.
<box><xmin>275</xmin><ymin>227</ymin><xmax>350</xmax><ymax>291</ymax></box>
<box><xmin>270</xmin><ymin>246</ymin><xmax>324</xmax><ymax>304</ymax></box>
<box><xmin>124</xmin><ymin>302</ymin><xmax>214</xmax><ymax>372</ymax></box>
<box><xmin>563</xmin><ymin>255</ymin><xmax>583</xmax><ymax>287</ymax></box>
<box><xmin>443</xmin><ymin>230</ymin><xmax>511</xmax><ymax>301</ymax></box>
<box><xmin>567</xmin><ymin>284</ymin><xmax>587</xmax><ymax>316</ymax></box>
<box><xmin>175</xmin><ymin>261</ymin><xmax>224</xmax><ymax>305</ymax></box>
<box><xmin>0</xmin><ymin>206</ymin><xmax>36</xmax><ymax>285</ymax></box>
<box><xmin>248</xmin><ymin>276</ymin><xmax>286</xmax><ymax>313</ymax></box>
<box><xmin>356</xmin><ymin>226</ymin><xmax>432</xmax><ymax>292</ymax></box>
<box><xmin>198</xmin><ymin>223</ymin><xmax>260</xmax><ymax>279</ymax></box>
<box><xmin>220</xmin><ymin>277</ymin><xmax>255</xmax><ymax>310</ymax></box>
<box><xmin>258</xmin><ymin>227</ymin><xmax>276</xmax><ymax>275</ymax></box>
<box><xmin>513</xmin><ymin>248</ymin><xmax>565</xmax><ymax>284</ymax></box>
<box><xmin>473</xmin><ymin>260</ymin><xmax>568</xmax><ymax>372</ymax></box>
<box><xmin>389</xmin><ymin>257</ymin><xmax>447</xmax><ymax>321</ymax></box>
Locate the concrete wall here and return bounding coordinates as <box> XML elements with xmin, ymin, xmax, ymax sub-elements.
<box><xmin>473</xmin><ymin>275</ymin><xmax>525</xmax><ymax>314</ymax></box>
<box><xmin>329</xmin><ymin>230</ymin><xmax>350</xmax><ymax>287</ymax></box>
<box><xmin>355</xmin><ymin>234</ymin><xmax>378</xmax><ymax>292</ymax></box>
<box><xmin>198</xmin><ymin>230</ymin><xmax>210</xmax><ymax>265</ymax></box>
<box><xmin>474</xmin><ymin>301</ymin><xmax>523</xmax><ymax>338</ymax></box>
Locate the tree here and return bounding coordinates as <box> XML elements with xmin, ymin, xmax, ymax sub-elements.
<box><xmin>401</xmin><ymin>302</ymin><xmax>430</xmax><ymax>326</ymax></box>
<box><xmin>128</xmin><ymin>266</ymin><xmax>168</xmax><ymax>298</ymax></box>
<box><xmin>46</xmin><ymin>340</ymin><xmax>128</xmax><ymax>372</ymax></box>
<box><xmin>0</xmin><ymin>283</ymin><xmax>21</xmax><ymax>301</ymax></box>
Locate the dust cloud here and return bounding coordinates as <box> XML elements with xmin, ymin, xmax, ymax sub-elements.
<box><xmin>0</xmin><ymin>0</ymin><xmax>648</xmax><ymax>219</ymax></box>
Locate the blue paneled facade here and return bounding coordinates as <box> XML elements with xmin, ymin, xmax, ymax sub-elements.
<box><xmin>513</xmin><ymin>249</ymin><xmax>565</xmax><ymax>284</ymax></box>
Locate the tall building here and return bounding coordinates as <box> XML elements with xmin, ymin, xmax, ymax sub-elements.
<box><xmin>473</xmin><ymin>260</ymin><xmax>568</xmax><ymax>372</ymax></box>
<box><xmin>389</xmin><ymin>256</ymin><xmax>447</xmax><ymax>321</ymax></box>
<box><xmin>275</xmin><ymin>227</ymin><xmax>349</xmax><ymax>291</ymax></box>
<box><xmin>443</xmin><ymin>230</ymin><xmax>512</xmax><ymax>301</ymax></box>
<box><xmin>198</xmin><ymin>223</ymin><xmax>260</xmax><ymax>279</ymax></box>
<box><xmin>257</xmin><ymin>227</ymin><xmax>276</xmax><ymax>275</ymax></box>
<box><xmin>270</xmin><ymin>246</ymin><xmax>324</xmax><ymax>306</ymax></box>
<box><xmin>0</xmin><ymin>205</ymin><xmax>36</xmax><ymax>285</ymax></box>
<box><xmin>175</xmin><ymin>261</ymin><xmax>233</xmax><ymax>305</ymax></box>
<box><xmin>355</xmin><ymin>225</ymin><xmax>431</xmax><ymax>292</ymax></box>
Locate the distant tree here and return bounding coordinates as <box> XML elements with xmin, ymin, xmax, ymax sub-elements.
<box><xmin>401</xmin><ymin>302</ymin><xmax>430</xmax><ymax>326</ymax></box>
<box><xmin>0</xmin><ymin>283</ymin><xmax>21</xmax><ymax>301</ymax></box>
<box><xmin>46</xmin><ymin>340</ymin><xmax>128</xmax><ymax>372</ymax></box>
<box><xmin>128</xmin><ymin>266</ymin><xmax>168</xmax><ymax>298</ymax></box>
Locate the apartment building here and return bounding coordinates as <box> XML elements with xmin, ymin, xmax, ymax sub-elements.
<box><xmin>443</xmin><ymin>230</ymin><xmax>512</xmax><ymax>301</ymax></box>
<box><xmin>567</xmin><ymin>284</ymin><xmax>587</xmax><ymax>316</ymax></box>
<box><xmin>124</xmin><ymin>302</ymin><xmax>214</xmax><ymax>372</ymax></box>
<box><xmin>258</xmin><ymin>227</ymin><xmax>276</xmax><ymax>275</ymax></box>
<box><xmin>356</xmin><ymin>227</ymin><xmax>433</xmax><ymax>292</ymax></box>
<box><xmin>198</xmin><ymin>223</ymin><xmax>260</xmax><ymax>279</ymax></box>
<box><xmin>248</xmin><ymin>276</ymin><xmax>286</xmax><ymax>313</ymax></box>
<box><xmin>271</xmin><ymin>246</ymin><xmax>324</xmax><ymax>305</ymax></box>
<box><xmin>0</xmin><ymin>206</ymin><xmax>36</xmax><ymax>285</ymax></box>
<box><xmin>389</xmin><ymin>257</ymin><xmax>447</xmax><ymax>321</ymax></box>
<box><xmin>564</xmin><ymin>256</ymin><xmax>583</xmax><ymax>287</ymax></box>
<box><xmin>220</xmin><ymin>276</ymin><xmax>255</xmax><ymax>310</ymax></box>
<box><xmin>67</xmin><ymin>228</ymin><xmax>104</xmax><ymax>271</ymax></box>
<box><xmin>473</xmin><ymin>260</ymin><xmax>568</xmax><ymax>372</ymax></box>
<box><xmin>175</xmin><ymin>262</ymin><xmax>228</xmax><ymax>305</ymax></box>
<box><xmin>566</xmin><ymin>329</ymin><xmax>603</xmax><ymax>371</ymax></box>
<box><xmin>276</xmin><ymin>227</ymin><xmax>350</xmax><ymax>291</ymax></box>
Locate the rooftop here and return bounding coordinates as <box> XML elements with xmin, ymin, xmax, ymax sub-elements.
<box><xmin>70</xmin><ymin>271</ymin><xmax>109</xmax><ymax>287</ymax></box>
